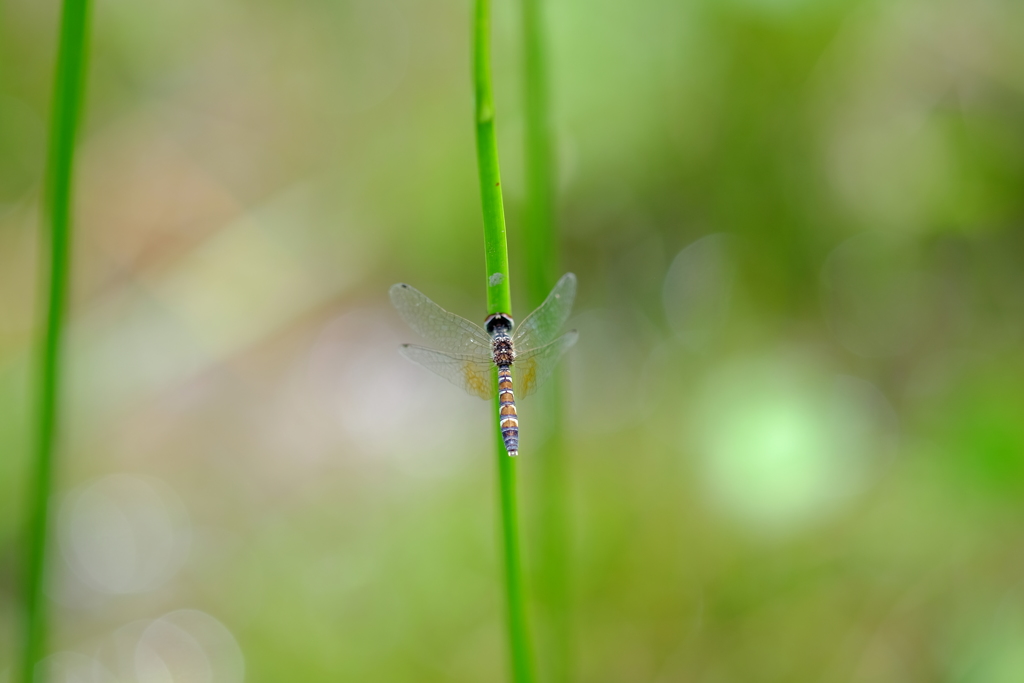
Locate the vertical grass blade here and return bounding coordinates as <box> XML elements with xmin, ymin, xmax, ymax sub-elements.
<box><xmin>473</xmin><ymin>0</ymin><xmax>511</xmax><ymax>316</ymax></box>
<box><xmin>472</xmin><ymin>1</ymin><xmax>535</xmax><ymax>681</ymax></box>
<box><xmin>521</xmin><ymin>0</ymin><xmax>557</xmax><ymax>302</ymax></box>
<box><xmin>492</xmin><ymin>423</ymin><xmax>534</xmax><ymax>683</ymax></box>
<box><xmin>21</xmin><ymin>0</ymin><xmax>91</xmax><ymax>679</ymax></box>
<box><xmin>520</xmin><ymin>1</ymin><xmax>571</xmax><ymax>681</ymax></box>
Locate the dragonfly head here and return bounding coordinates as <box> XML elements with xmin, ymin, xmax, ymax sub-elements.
<box><xmin>484</xmin><ymin>313</ymin><xmax>514</xmax><ymax>336</ymax></box>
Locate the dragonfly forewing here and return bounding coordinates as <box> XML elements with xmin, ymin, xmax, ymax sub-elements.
<box><xmin>390</xmin><ymin>283</ymin><xmax>492</xmax><ymax>355</ymax></box>
<box><xmin>398</xmin><ymin>344</ymin><xmax>496</xmax><ymax>400</ymax></box>
<box><xmin>513</xmin><ymin>273</ymin><xmax>577</xmax><ymax>352</ymax></box>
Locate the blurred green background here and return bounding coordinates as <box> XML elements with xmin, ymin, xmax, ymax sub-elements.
<box><xmin>3</xmin><ymin>0</ymin><xmax>1024</xmax><ymax>680</ymax></box>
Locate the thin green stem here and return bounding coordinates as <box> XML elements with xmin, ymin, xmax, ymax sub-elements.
<box><xmin>473</xmin><ymin>1</ymin><xmax>535</xmax><ymax>682</ymax></box>
<box><xmin>21</xmin><ymin>0</ymin><xmax>91</xmax><ymax>680</ymax></box>
<box><xmin>493</xmin><ymin>424</ymin><xmax>534</xmax><ymax>683</ymax></box>
<box><xmin>473</xmin><ymin>0</ymin><xmax>511</xmax><ymax>317</ymax></box>
<box><xmin>521</xmin><ymin>1</ymin><xmax>571</xmax><ymax>681</ymax></box>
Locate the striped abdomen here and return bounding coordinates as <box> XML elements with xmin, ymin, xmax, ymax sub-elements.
<box><xmin>498</xmin><ymin>365</ymin><xmax>519</xmax><ymax>456</ymax></box>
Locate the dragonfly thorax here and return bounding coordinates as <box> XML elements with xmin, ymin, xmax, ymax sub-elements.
<box><xmin>492</xmin><ymin>334</ymin><xmax>515</xmax><ymax>366</ymax></box>
<box><xmin>485</xmin><ymin>312</ymin><xmax>516</xmax><ymax>366</ymax></box>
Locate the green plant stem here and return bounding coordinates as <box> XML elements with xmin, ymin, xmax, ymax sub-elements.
<box><xmin>473</xmin><ymin>0</ymin><xmax>511</xmax><ymax>316</ymax></box>
<box><xmin>492</xmin><ymin>425</ymin><xmax>533</xmax><ymax>683</ymax></box>
<box><xmin>521</xmin><ymin>1</ymin><xmax>571</xmax><ymax>681</ymax></box>
<box><xmin>21</xmin><ymin>0</ymin><xmax>91</xmax><ymax>680</ymax></box>
<box><xmin>473</xmin><ymin>1</ymin><xmax>535</xmax><ymax>682</ymax></box>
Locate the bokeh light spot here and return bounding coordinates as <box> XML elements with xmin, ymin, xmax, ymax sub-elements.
<box><xmin>692</xmin><ymin>355</ymin><xmax>890</xmax><ymax>533</ymax></box>
<box><xmin>135</xmin><ymin>610</ymin><xmax>244</xmax><ymax>683</ymax></box>
<box><xmin>59</xmin><ymin>474</ymin><xmax>190</xmax><ymax>595</ymax></box>
<box><xmin>662</xmin><ymin>233</ymin><xmax>733</xmax><ymax>349</ymax></box>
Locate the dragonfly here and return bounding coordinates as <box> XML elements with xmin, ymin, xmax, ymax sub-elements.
<box><xmin>390</xmin><ymin>273</ymin><xmax>578</xmax><ymax>457</ymax></box>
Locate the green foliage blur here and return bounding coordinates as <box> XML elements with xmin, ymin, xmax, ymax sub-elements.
<box><xmin>2</xmin><ymin>0</ymin><xmax>1024</xmax><ymax>680</ymax></box>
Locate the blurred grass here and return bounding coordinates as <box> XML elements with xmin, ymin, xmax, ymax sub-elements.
<box><xmin>1</xmin><ymin>0</ymin><xmax>1024</xmax><ymax>681</ymax></box>
<box><xmin>20</xmin><ymin>0</ymin><xmax>91</xmax><ymax>679</ymax></box>
<box><xmin>519</xmin><ymin>0</ymin><xmax>572</xmax><ymax>681</ymax></box>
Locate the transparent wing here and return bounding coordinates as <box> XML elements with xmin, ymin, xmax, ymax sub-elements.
<box><xmin>390</xmin><ymin>283</ymin><xmax>492</xmax><ymax>355</ymax></box>
<box><xmin>513</xmin><ymin>273</ymin><xmax>577</xmax><ymax>352</ymax></box>
<box><xmin>515</xmin><ymin>330</ymin><xmax>578</xmax><ymax>398</ymax></box>
<box><xmin>399</xmin><ymin>344</ymin><xmax>495</xmax><ymax>400</ymax></box>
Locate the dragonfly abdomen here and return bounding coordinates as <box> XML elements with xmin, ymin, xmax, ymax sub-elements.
<box><xmin>497</xmin><ymin>365</ymin><xmax>519</xmax><ymax>457</ymax></box>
